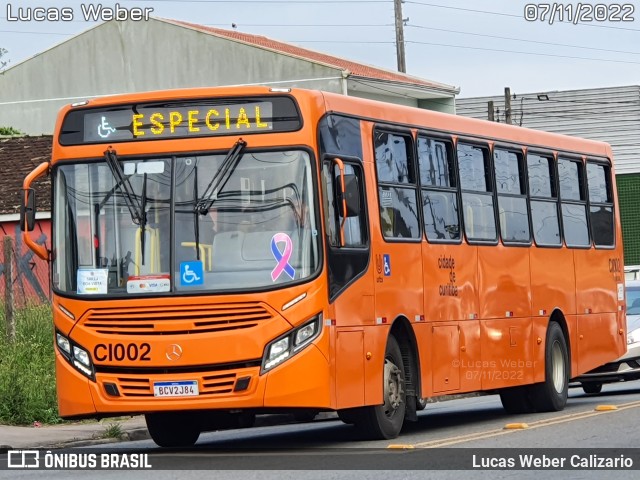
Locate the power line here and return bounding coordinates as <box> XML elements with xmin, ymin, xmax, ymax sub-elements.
<box><xmin>405</xmin><ymin>1</ymin><xmax>640</xmax><ymax>32</ymax></box>
<box><xmin>407</xmin><ymin>24</ymin><xmax>640</xmax><ymax>56</ymax></box>
<box><xmin>0</xmin><ymin>30</ymin><xmax>73</xmax><ymax>36</ymax></box>
<box><xmin>406</xmin><ymin>40</ymin><xmax>640</xmax><ymax>65</ymax></box>
<box><xmin>84</xmin><ymin>0</ymin><xmax>391</xmax><ymax>3</ymax></box>
<box><xmin>289</xmin><ymin>40</ymin><xmax>394</xmax><ymax>44</ymax></box>
<box><xmin>405</xmin><ymin>1</ymin><xmax>520</xmax><ymax>18</ymax></box>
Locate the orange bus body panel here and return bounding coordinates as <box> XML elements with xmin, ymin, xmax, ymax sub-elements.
<box><xmin>30</xmin><ymin>86</ymin><xmax>625</xmax><ymax>421</ymax></box>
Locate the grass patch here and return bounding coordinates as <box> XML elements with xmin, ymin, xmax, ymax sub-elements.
<box><xmin>0</xmin><ymin>304</ymin><xmax>60</xmax><ymax>425</ymax></box>
<box><xmin>101</xmin><ymin>422</ymin><xmax>124</xmax><ymax>440</ymax></box>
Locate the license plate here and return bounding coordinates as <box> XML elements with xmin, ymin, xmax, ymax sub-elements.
<box><xmin>153</xmin><ymin>380</ymin><xmax>199</xmax><ymax>397</ymax></box>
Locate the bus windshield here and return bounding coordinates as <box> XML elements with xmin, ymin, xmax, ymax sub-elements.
<box><xmin>52</xmin><ymin>149</ymin><xmax>320</xmax><ymax>296</ymax></box>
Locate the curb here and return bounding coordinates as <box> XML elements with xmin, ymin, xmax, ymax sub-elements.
<box><xmin>53</xmin><ymin>428</ymin><xmax>152</xmax><ymax>448</ymax></box>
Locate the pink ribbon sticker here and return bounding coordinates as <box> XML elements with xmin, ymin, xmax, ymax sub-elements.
<box><xmin>270</xmin><ymin>232</ymin><xmax>295</xmax><ymax>281</ymax></box>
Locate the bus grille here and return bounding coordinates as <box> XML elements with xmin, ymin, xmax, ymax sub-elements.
<box><xmin>82</xmin><ymin>303</ymin><xmax>273</xmax><ymax>335</ymax></box>
<box><xmin>114</xmin><ymin>372</ymin><xmax>239</xmax><ymax>397</ymax></box>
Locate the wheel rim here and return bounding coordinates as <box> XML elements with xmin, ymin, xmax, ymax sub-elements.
<box><xmin>383</xmin><ymin>358</ymin><xmax>404</xmax><ymax>418</ymax></box>
<box><xmin>551</xmin><ymin>340</ymin><xmax>565</xmax><ymax>393</ymax></box>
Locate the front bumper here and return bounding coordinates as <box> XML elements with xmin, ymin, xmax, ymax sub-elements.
<box><xmin>56</xmin><ymin>340</ymin><xmax>331</xmax><ymax>418</ymax></box>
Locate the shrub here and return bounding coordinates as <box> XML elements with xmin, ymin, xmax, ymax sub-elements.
<box><xmin>0</xmin><ymin>126</ymin><xmax>23</xmax><ymax>136</ymax></box>
<box><xmin>0</xmin><ymin>304</ymin><xmax>60</xmax><ymax>425</ymax></box>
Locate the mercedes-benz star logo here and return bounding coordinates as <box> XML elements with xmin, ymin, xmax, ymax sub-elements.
<box><xmin>165</xmin><ymin>344</ymin><xmax>183</xmax><ymax>361</ymax></box>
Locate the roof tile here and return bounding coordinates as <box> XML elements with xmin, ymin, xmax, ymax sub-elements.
<box><xmin>0</xmin><ymin>136</ymin><xmax>51</xmax><ymax>216</ymax></box>
<box><xmin>163</xmin><ymin>19</ymin><xmax>452</xmax><ymax>90</ymax></box>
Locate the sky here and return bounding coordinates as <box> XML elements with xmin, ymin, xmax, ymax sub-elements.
<box><xmin>1</xmin><ymin>0</ymin><xmax>639</xmax><ymax>98</ymax></box>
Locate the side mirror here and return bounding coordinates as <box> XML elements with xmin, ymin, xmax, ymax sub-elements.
<box><xmin>337</xmin><ymin>174</ymin><xmax>360</xmax><ymax>217</ymax></box>
<box><xmin>20</xmin><ymin>188</ymin><xmax>37</xmax><ymax>232</ymax></box>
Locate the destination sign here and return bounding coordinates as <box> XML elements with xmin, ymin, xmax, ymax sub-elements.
<box><xmin>59</xmin><ymin>96</ymin><xmax>302</xmax><ymax>145</ymax></box>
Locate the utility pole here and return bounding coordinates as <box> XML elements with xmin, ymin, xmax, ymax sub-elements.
<box><xmin>394</xmin><ymin>0</ymin><xmax>407</xmax><ymax>73</ymax></box>
<box><xmin>504</xmin><ymin>87</ymin><xmax>512</xmax><ymax>125</ymax></box>
<box><xmin>488</xmin><ymin>101</ymin><xmax>495</xmax><ymax>122</ymax></box>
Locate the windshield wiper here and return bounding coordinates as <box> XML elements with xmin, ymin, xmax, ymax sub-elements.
<box><xmin>104</xmin><ymin>149</ymin><xmax>144</xmax><ymax>225</ymax></box>
<box><xmin>140</xmin><ymin>173</ymin><xmax>148</xmax><ymax>266</ymax></box>
<box><xmin>195</xmin><ymin>138</ymin><xmax>247</xmax><ymax>214</ymax></box>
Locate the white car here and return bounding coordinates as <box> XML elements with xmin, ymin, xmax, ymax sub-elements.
<box><xmin>575</xmin><ymin>279</ymin><xmax>640</xmax><ymax>393</ymax></box>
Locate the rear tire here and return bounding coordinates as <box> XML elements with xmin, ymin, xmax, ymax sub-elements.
<box><xmin>293</xmin><ymin>410</ymin><xmax>319</xmax><ymax>422</ymax></box>
<box><xmin>582</xmin><ymin>383</ymin><xmax>603</xmax><ymax>394</ymax></box>
<box><xmin>337</xmin><ymin>408</ymin><xmax>359</xmax><ymax>425</ymax></box>
<box><xmin>145</xmin><ymin>412</ymin><xmax>200</xmax><ymax>448</ymax></box>
<box><xmin>499</xmin><ymin>386</ymin><xmax>534</xmax><ymax>414</ymax></box>
<box><xmin>353</xmin><ymin>335</ymin><xmax>406</xmax><ymax>439</ymax></box>
<box><xmin>530</xmin><ymin>322</ymin><xmax>569</xmax><ymax>412</ymax></box>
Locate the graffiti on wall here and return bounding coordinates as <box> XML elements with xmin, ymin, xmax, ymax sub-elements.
<box><xmin>0</xmin><ymin>221</ymin><xmax>50</xmax><ymax>304</ymax></box>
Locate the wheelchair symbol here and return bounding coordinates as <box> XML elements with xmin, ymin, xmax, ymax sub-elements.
<box><xmin>182</xmin><ymin>265</ymin><xmax>201</xmax><ymax>284</ymax></box>
<box><xmin>97</xmin><ymin>116</ymin><xmax>116</xmax><ymax>138</ymax></box>
<box><xmin>383</xmin><ymin>254</ymin><xmax>391</xmax><ymax>277</ymax></box>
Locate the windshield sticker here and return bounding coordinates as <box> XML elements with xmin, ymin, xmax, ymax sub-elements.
<box><xmin>271</xmin><ymin>233</ymin><xmax>295</xmax><ymax>281</ymax></box>
<box><xmin>127</xmin><ymin>275</ymin><xmax>171</xmax><ymax>294</ymax></box>
<box><xmin>180</xmin><ymin>261</ymin><xmax>204</xmax><ymax>286</ymax></box>
<box><xmin>77</xmin><ymin>269</ymin><xmax>108</xmax><ymax>295</ymax></box>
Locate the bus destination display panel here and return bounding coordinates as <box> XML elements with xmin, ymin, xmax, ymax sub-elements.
<box><xmin>59</xmin><ymin>96</ymin><xmax>301</xmax><ymax>145</ymax></box>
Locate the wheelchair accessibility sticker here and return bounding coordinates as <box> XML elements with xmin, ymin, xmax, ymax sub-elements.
<box><xmin>383</xmin><ymin>254</ymin><xmax>391</xmax><ymax>276</ymax></box>
<box><xmin>180</xmin><ymin>261</ymin><xmax>204</xmax><ymax>286</ymax></box>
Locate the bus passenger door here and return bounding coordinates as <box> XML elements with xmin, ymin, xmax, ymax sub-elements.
<box><xmin>322</xmin><ymin>157</ymin><xmax>373</xmax><ymax>409</ymax></box>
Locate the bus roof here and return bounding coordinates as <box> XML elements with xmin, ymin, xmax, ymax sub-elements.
<box><xmin>55</xmin><ymin>86</ymin><xmax>612</xmax><ymax>160</ymax></box>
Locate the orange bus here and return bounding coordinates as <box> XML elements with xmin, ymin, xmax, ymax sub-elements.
<box><xmin>21</xmin><ymin>86</ymin><xmax>626</xmax><ymax>447</ymax></box>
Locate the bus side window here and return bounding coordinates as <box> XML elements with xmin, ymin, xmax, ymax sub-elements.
<box><xmin>322</xmin><ymin>159</ymin><xmax>367</xmax><ymax>248</ymax></box>
<box><xmin>374</xmin><ymin>130</ymin><xmax>420</xmax><ymax>240</ymax></box>
<box><xmin>418</xmin><ymin>136</ymin><xmax>460</xmax><ymax>242</ymax></box>
<box><xmin>527</xmin><ymin>153</ymin><xmax>561</xmax><ymax>247</ymax></box>
<box><xmin>494</xmin><ymin>148</ymin><xmax>530</xmax><ymax>243</ymax></box>
<box><xmin>586</xmin><ymin>161</ymin><xmax>614</xmax><ymax>247</ymax></box>
<box><xmin>558</xmin><ymin>157</ymin><xmax>589</xmax><ymax>247</ymax></box>
<box><xmin>458</xmin><ymin>142</ymin><xmax>496</xmax><ymax>242</ymax></box>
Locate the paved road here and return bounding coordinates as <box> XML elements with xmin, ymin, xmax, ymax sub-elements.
<box><xmin>2</xmin><ymin>381</ymin><xmax>640</xmax><ymax>479</ymax></box>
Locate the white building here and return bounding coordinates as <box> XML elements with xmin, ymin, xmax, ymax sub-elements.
<box><xmin>0</xmin><ymin>17</ymin><xmax>459</xmax><ymax>135</ymax></box>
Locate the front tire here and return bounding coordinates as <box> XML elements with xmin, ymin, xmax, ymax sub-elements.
<box><xmin>530</xmin><ymin>322</ymin><xmax>569</xmax><ymax>412</ymax></box>
<box><xmin>145</xmin><ymin>412</ymin><xmax>200</xmax><ymax>448</ymax></box>
<box><xmin>353</xmin><ymin>335</ymin><xmax>406</xmax><ymax>439</ymax></box>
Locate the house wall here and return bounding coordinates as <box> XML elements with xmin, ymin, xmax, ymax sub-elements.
<box><xmin>0</xmin><ymin>18</ymin><xmax>344</xmax><ymax>135</ymax></box>
<box><xmin>0</xmin><ymin>220</ymin><xmax>51</xmax><ymax>306</ymax></box>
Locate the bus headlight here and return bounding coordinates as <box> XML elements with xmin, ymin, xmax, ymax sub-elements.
<box><xmin>56</xmin><ymin>333</ymin><xmax>71</xmax><ymax>355</ymax></box>
<box><xmin>55</xmin><ymin>331</ymin><xmax>95</xmax><ymax>380</ymax></box>
<box><xmin>261</xmin><ymin>314</ymin><xmax>322</xmax><ymax>374</ymax></box>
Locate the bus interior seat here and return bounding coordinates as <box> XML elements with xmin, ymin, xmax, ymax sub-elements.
<box><xmin>212</xmin><ymin>230</ymin><xmax>299</xmax><ymax>272</ymax></box>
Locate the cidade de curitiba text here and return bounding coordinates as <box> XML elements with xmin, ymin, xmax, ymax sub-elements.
<box><xmin>5</xmin><ymin>3</ymin><xmax>154</xmax><ymax>22</ymax></box>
